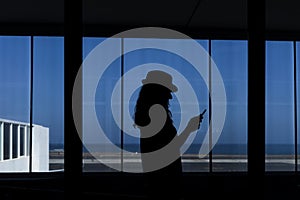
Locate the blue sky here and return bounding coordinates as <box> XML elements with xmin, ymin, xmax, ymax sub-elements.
<box><xmin>0</xmin><ymin>36</ymin><xmax>64</xmax><ymax>145</ymax></box>
<box><xmin>0</xmin><ymin>36</ymin><xmax>299</xmax><ymax>151</ymax></box>
<box><xmin>33</xmin><ymin>37</ymin><xmax>64</xmax><ymax>145</ymax></box>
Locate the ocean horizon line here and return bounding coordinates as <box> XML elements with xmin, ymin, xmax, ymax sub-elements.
<box><xmin>50</xmin><ymin>143</ymin><xmax>300</xmax><ymax>155</ymax></box>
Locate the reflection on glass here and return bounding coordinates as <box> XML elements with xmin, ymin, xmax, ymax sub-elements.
<box><xmin>211</xmin><ymin>40</ymin><xmax>248</xmax><ymax>172</ymax></box>
<box><xmin>266</xmin><ymin>41</ymin><xmax>295</xmax><ymax>171</ymax></box>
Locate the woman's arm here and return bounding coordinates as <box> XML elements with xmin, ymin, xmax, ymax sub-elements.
<box><xmin>174</xmin><ymin>114</ymin><xmax>204</xmax><ymax>149</ymax></box>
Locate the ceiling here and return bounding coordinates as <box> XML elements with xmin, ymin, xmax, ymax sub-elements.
<box><xmin>0</xmin><ymin>0</ymin><xmax>300</xmax><ymax>32</ymax></box>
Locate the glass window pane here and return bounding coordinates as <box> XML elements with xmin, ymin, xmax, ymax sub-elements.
<box><xmin>82</xmin><ymin>37</ymin><xmax>122</xmax><ymax>172</ymax></box>
<box><xmin>266</xmin><ymin>41</ymin><xmax>295</xmax><ymax>171</ymax></box>
<box><xmin>33</xmin><ymin>36</ymin><xmax>64</xmax><ymax>172</ymax></box>
<box><xmin>81</xmin><ymin>37</ymin><xmax>248</xmax><ymax>173</ymax></box>
<box><xmin>211</xmin><ymin>40</ymin><xmax>248</xmax><ymax>172</ymax></box>
<box><xmin>82</xmin><ymin>37</ymin><xmax>212</xmax><ymax>173</ymax></box>
<box><xmin>123</xmin><ymin>38</ymin><xmax>210</xmax><ymax>172</ymax></box>
<box><xmin>0</xmin><ymin>36</ymin><xmax>30</xmax><ymax>172</ymax></box>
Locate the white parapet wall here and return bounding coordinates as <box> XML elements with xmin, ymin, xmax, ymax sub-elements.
<box><xmin>32</xmin><ymin>125</ymin><xmax>49</xmax><ymax>172</ymax></box>
<box><xmin>0</xmin><ymin>119</ymin><xmax>49</xmax><ymax>172</ymax></box>
<box><xmin>0</xmin><ymin>157</ymin><xmax>30</xmax><ymax>172</ymax></box>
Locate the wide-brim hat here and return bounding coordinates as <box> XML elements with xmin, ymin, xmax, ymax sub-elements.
<box><xmin>142</xmin><ymin>70</ymin><xmax>178</xmax><ymax>92</ymax></box>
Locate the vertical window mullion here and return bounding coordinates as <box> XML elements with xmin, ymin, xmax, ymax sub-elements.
<box><xmin>65</xmin><ymin>0</ymin><xmax>83</xmax><ymax>196</ymax></box>
<box><xmin>121</xmin><ymin>38</ymin><xmax>124</xmax><ymax>172</ymax></box>
<box><xmin>208</xmin><ymin>39</ymin><xmax>212</xmax><ymax>173</ymax></box>
<box><xmin>294</xmin><ymin>40</ymin><xmax>298</xmax><ymax>172</ymax></box>
<box><xmin>248</xmin><ymin>0</ymin><xmax>265</xmax><ymax>187</ymax></box>
<box><xmin>29</xmin><ymin>35</ymin><xmax>34</xmax><ymax>172</ymax></box>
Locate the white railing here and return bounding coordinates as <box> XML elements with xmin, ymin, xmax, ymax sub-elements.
<box><xmin>0</xmin><ymin>118</ymin><xmax>49</xmax><ymax>172</ymax></box>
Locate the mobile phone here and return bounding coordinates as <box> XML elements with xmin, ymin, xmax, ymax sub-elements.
<box><xmin>200</xmin><ymin>109</ymin><xmax>207</xmax><ymax>116</ymax></box>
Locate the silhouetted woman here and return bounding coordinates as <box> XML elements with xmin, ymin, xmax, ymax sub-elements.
<box><xmin>134</xmin><ymin>70</ymin><xmax>204</xmax><ymax>199</ymax></box>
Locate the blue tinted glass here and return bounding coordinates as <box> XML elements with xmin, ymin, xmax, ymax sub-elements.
<box><xmin>81</xmin><ymin>37</ymin><xmax>249</xmax><ymax>172</ymax></box>
<box><xmin>0</xmin><ymin>36</ymin><xmax>30</xmax><ymax>122</ymax></box>
<box><xmin>266</xmin><ymin>41</ymin><xmax>295</xmax><ymax>171</ymax></box>
<box><xmin>211</xmin><ymin>40</ymin><xmax>248</xmax><ymax>172</ymax></box>
<box><xmin>123</xmin><ymin>38</ymin><xmax>210</xmax><ymax>172</ymax></box>
<box><xmin>82</xmin><ymin>37</ymin><xmax>122</xmax><ymax>172</ymax></box>
<box><xmin>33</xmin><ymin>36</ymin><xmax>64</xmax><ymax>171</ymax></box>
<box><xmin>33</xmin><ymin>37</ymin><xmax>64</xmax><ymax>145</ymax></box>
<box><xmin>0</xmin><ymin>36</ymin><xmax>30</xmax><ymax>172</ymax></box>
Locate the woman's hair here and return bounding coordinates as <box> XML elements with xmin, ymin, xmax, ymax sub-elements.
<box><xmin>134</xmin><ymin>83</ymin><xmax>172</xmax><ymax>127</ymax></box>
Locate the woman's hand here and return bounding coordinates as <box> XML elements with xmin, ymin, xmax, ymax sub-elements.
<box><xmin>175</xmin><ymin>110</ymin><xmax>205</xmax><ymax>149</ymax></box>
<box><xmin>185</xmin><ymin>114</ymin><xmax>204</xmax><ymax>133</ymax></box>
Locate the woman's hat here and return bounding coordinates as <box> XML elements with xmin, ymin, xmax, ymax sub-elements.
<box><xmin>142</xmin><ymin>70</ymin><xmax>178</xmax><ymax>92</ymax></box>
